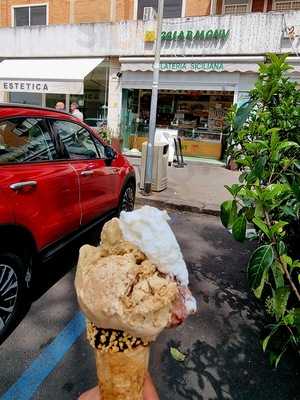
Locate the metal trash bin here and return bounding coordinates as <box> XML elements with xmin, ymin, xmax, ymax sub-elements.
<box><xmin>140</xmin><ymin>142</ymin><xmax>169</xmax><ymax>192</ymax></box>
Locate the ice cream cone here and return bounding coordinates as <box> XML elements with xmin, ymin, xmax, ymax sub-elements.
<box><xmin>95</xmin><ymin>345</ymin><xmax>150</xmax><ymax>400</ymax></box>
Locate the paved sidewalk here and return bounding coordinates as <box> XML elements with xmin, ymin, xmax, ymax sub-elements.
<box><xmin>130</xmin><ymin>157</ymin><xmax>240</xmax><ymax>215</ymax></box>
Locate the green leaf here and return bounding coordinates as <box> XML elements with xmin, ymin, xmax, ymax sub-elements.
<box><xmin>281</xmin><ymin>205</ymin><xmax>297</xmax><ymax>218</ymax></box>
<box><xmin>248</xmin><ymin>245</ymin><xmax>274</xmax><ymax>289</ymax></box>
<box><xmin>245</xmin><ymin>142</ymin><xmax>260</xmax><ymax>153</ymax></box>
<box><xmin>239</xmin><ymin>172</ymin><xmax>247</xmax><ymax>183</ymax></box>
<box><xmin>271</xmin><ymin>261</ymin><xmax>285</xmax><ymax>289</ymax></box>
<box><xmin>274</xmin><ymin>349</ymin><xmax>286</xmax><ymax>368</ymax></box>
<box><xmin>224</xmin><ymin>184</ymin><xmax>242</xmax><ymax>197</ymax></box>
<box><xmin>280</xmin><ymin>255</ymin><xmax>293</xmax><ymax>267</ymax></box>
<box><xmin>262</xmin><ymin>334</ymin><xmax>272</xmax><ymax>352</ymax></box>
<box><xmin>270</xmin><ymin>128</ymin><xmax>280</xmax><ymax>151</ymax></box>
<box><xmin>291</xmin><ymin>260</ymin><xmax>300</xmax><ymax>271</ymax></box>
<box><xmin>232</xmin><ymin>215</ymin><xmax>247</xmax><ymax>242</ymax></box>
<box><xmin>252</xmin><ymin>217</ymin><xmax>271</xmax><ymax>239</ymax></box>
<box><xmin>220</xmin><ymin>200</ymin><xmax>237</xmax><ymax>228</ymax></box>
<box><xmin>170</xmin><ymin>347</ymin><xmax>186</xmax><ymax>362</ymax></box>
<box><xmin>277</xmin><ymin>241</ymin><xmax>286</xmax><ymax>256</ymax></box>
<box><xmin>272</xmin><ymin>141</ymin><xmax>299</xmax><ymax>161</ymax></box>
<box><xmin>270</xmin><ymin>221</ymin><xmax>288</xmax><ymax>236</ymax></box>
<box><xmin>291</xmin><ymin>183</ymin><xmax>300</xmax><ymax>202</ymax></box>
<box><xmin>234</xmin><ymin>100</ymin><xmax>256</xmax><ymax>131</ymax></box>
<box><xmin>253</xmin><ymin>156</ymin><xmax>267</xmax><ymax>180</ymax></box>
<box><xmin>262</xmin><ymin>324</ymin><xmax>280</xmax><ymax>352</ymax></box>
<box><xmin>253</xmin><ymin>269</ymin><xmax>268</xmax><ymax>298</ymax></box>
<box><xmin>273</xmin><ymin>287</ymin><xmax>290</xmax><ymax>320</ymax></box>
<box><xmin>263</xmin><ymin>184</ymin><xmax>290</xmax><ymax>201</ymax></box>
<box><xmin>293</xmin><ymin>308</ymin><xmax>300</xmax><ymax>330</ymax></box>
<box><xmin>277</xmin><ymin>141</ymin><xmax>299</xmax><ymax>153</ymax></box>
<box><xmin>254</xmin><ymin>202</ymin><xmax>264</xmax><ymax>218</ymax></box>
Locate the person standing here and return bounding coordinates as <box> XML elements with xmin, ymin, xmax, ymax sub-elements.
<box><xmin>71</xmin><ymin>102</ymin><xmax>84</xmax><ymax>121</ymax></box>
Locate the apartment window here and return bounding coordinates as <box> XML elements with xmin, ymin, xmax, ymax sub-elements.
<box><xmin>223</xmin><ymin>0</ymin><xmax>251</xmax><ymax>14</ymax></box>
<box><xmin>273</xmin><ymin>0</ymin><xmax>300</xmax><ymax>10</ymax></box>
<box><xmin>14</xmin><ymin>5</ymin><xmax>47</xmax><ymax>27</ymax></box>
<box><xmin>137</xmin><ymin>0</ymin><xmax>183</xmax><ymax>19</ymax></box>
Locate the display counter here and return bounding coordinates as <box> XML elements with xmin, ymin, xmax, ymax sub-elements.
<box><xmin>128</xmin><ymin>128</ymin><xmax>222</xmax><ymax>160</ymax></box>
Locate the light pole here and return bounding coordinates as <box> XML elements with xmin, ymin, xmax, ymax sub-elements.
<box><xmin>143</xmin><ymin>0</ymin><xmax>164</xmax><ymax>195</ymax></box>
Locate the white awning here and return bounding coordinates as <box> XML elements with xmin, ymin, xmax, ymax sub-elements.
<box><xmin>0</xmin><ymin>58</ymin><xmax>104</xmax><ymax>95</ymax></box>
<box><xmin>120</xmin><ymin>56</ymin><xmax>264</xmax><ymax>74</ymax></box>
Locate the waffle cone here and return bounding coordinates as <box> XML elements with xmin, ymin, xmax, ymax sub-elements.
<box><xmin>95</xmin><ymin>346</ymin><xmax>150</xmax><ymax>400</ymax></box>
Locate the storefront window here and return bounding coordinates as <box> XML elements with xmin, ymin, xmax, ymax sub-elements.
<box><xmin>10</xmin><ymin>92</ymin><xmax>42</xmax><ymax>106</ymax></box>
<box><xmin>121</xmin><ymin>89</ymin><xmax>234</xmax><ymax>159</ymax></box>
<box><xmin>82</xmin><ymin>64</ymin><xmax>109</xmax><ymax>126</ymax></box>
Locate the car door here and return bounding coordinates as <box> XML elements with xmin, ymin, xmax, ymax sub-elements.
<box><xmin>49</xmin><ymin>119</ymin><xmax>119</xmax><ymax>226</ymax></box>
<box><xmin>0</xmin><ymin>116</ymin><xmax>81</xmax><ymax>251</ymax></box>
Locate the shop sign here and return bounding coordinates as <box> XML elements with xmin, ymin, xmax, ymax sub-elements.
<box><xmin>161</xmin><ymin>29</ymin><xmax>230</xmax><ymax>42</ymax></box>
<box><xmin>160</xmin><ymin>62</ymin><xmax>224</xmax><ymax>72</ymax></box>
<box><xmin>0</xmin><ymin>79</ymin><xmax>84</xmax><ymax>95</ymax></box>
<box><xmin>2</xmin><ymin>81</ymin><xmax>49</xmax><ymax>92</ymax></box>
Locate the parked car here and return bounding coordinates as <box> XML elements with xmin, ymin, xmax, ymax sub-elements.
<box><xmin>0</xmin><ymin>104</ymin><xmax>136</xmax><ymax>340</ymax></box>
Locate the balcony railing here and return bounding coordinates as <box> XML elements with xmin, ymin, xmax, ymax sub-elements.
<box><xmin>274</xmin><ymin>0</ymin><xmax>300</xmax><ymax>11</ymax></box>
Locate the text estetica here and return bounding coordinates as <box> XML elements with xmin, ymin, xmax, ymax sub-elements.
<box><xmin>3</xmin><ymin>82</ymin><xmax>49</xmax><ymax>91</ymax></box>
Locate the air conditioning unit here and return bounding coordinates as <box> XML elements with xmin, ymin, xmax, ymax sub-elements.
<box><xmin>143</xmin><ymin>7</ymin><xmax>157</xmax><ymax>21</ymax></box>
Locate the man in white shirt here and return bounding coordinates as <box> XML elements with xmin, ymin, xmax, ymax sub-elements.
<box><xmin>71</xmin><ymin>102</ymin><xmax>84</xmax><ymax>121</ymax></box>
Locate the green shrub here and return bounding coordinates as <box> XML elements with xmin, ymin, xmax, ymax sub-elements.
<box><xmin>221</xmin><ymin>54</ymin><xmax>300</xmax><ymax>367</ymax></box>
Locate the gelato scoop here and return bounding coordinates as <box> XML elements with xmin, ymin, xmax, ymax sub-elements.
<box><xmin>75</xmin><ymin>206</ymin><xmax>196</xmax><ymax>340</ymax></box>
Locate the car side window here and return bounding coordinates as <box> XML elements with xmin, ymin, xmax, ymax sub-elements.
<box><xmin>92</xmin><ymin>136</ymin><xmax>106</xmax><ymax>159</ymax></box>
<box><xmin>0</xmin><ymin>117</ymin><xmax>55</xmax><ymax>164</ymax></box>
<box><xmin>51</xmin><ymin>120</ymin><xmax>99</xmax><ymax>160</ymax></box>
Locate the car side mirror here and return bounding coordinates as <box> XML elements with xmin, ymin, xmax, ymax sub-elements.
<box><xmin>104</xmin><ymin>146</ymin><xmax>116</xmax><ymax>163</ymax></box>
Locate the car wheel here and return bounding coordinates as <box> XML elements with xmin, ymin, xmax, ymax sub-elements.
<box><xmin>119</xmin><ymin>183</ymin><xmax>135</xmax><ymax>213</ymax></box>
<box><xmin>0</xmin><ymin>253</ymin><xmax>27</xmax><ymax>342</ymax></box>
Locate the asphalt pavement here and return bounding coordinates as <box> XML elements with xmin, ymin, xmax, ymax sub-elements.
<box><xmin>0</xmin><ymin>212</ymin><xmax>299</xmax><ymax>400</ymax></box>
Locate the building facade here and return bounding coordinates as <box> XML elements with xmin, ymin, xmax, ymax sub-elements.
<box><xmin>0</xmin><ymin>0</ymin><xmax>299</xmax><ymax>158</ymax></box>
<box><xmin>0</xmin><ymin>0</ymin><xmax>296</xmax><ymax>27</ymax></box>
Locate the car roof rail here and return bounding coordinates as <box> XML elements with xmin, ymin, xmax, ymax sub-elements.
<box><xmin>0</xmin><ymin>102</ymin><xmax>72</xmax><ymax>116</ymax></box>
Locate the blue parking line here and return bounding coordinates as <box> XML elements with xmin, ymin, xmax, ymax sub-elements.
<box><xmin>1</xmin><ymin>311</ymin><xmax>86</xmax><ymax>400</ymax></box>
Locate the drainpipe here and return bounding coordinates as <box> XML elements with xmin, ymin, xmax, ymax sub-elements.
<box><xmin>69</xmin><ymin>0</ymin><xmax>75</xmax><ymax>24</ymax></box>
<box><xmin>110</xmin><ymin>0</ymin><xmax>116</xmax><ymax>22</ymax></box>
<box><xmin>210</xmin><ymin>0</ymin><xmax>217</xmax><ymax>15</ymax></box>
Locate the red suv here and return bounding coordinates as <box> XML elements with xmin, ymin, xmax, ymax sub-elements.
<box><xmin>0</xmin><ymin>104</ymin><xmax>136</xmax><ymax>339</ymax></box>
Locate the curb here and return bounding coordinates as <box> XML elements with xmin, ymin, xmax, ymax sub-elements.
<box><xmin>136</xmin><ymin>197</ymin><xmax>220</xmax><ymax>216</ymax></box>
